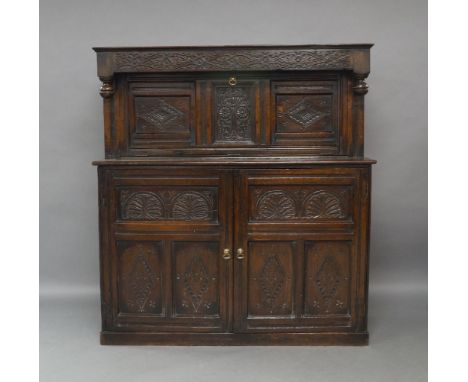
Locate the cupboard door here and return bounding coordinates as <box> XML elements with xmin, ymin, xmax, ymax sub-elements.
<box><xmin>271</xmin><ymin>80</ymin><xmax>342</xmax><ymax>152</ymax></box>
<box><xmin>234</xmin><ymin>169</ymin><xmax>361</xmax><ymax>332</ymax></box>
<box><xmin>100</xmin><ymin>168</ymin><xmax>233</xmax><ymax>332</ymax></box>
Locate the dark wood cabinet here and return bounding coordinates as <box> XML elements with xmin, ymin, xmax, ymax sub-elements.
<box><xmin>93</xmin><ymin>45</ymin><xmax>375</xmax><ymax>345</ymax></box>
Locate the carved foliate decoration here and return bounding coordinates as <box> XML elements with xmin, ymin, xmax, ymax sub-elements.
<box><xmin>172</xmin><ymin>192</ymin><xmax>213</xmax><ymax>220</ymax></box>
<box><xmin>135</xmin><ymin>98</ymin><xmax>185</xmax><ymax>131</ymax></box>
<box><xmin>120</xmin><ymin>190</ymin><xmax>216</xmax><ymax>221</ymax></box>
<box><xmin>113</xmin><ymin>49</ymin><xmax>354</xmax><ymax>72</ymax></box>
<box><xmin>215</xmin><ymin>86</ymin><xmax>253</xmax><ymax>141</ymax></box>
<box><xmin>122</xmin><ymin>192</ymin><xmax>164</xmax><ymax>220</ymax></box>
<box><xmin>259</xmin><ymin>255</ymin><xmax>286</xmax><ymax>313</ymax></box>
<box><xmin>123</xmin><ymin>245</ymin><xmax>159</xmax><ymax>313</ymax></box>
<box><xmin>256</xmin><ymin>191</ymin><xmax>296</xmax><ymax>220</ymax></box>
<box><xmin>253</xmin><ymin>189</ymin><xmax>348</xmax><ymax>221</ymax></box>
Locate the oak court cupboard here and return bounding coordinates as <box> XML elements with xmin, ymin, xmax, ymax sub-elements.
<box><xmin>93</xmin><ymin>45</ymin><xmax>376</xmax><ymax>345</ymax></box>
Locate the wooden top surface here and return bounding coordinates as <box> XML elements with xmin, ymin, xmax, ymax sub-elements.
<box><xmin>93</xmin><ymin>44</ymin><xmax>373</xmax><ymax>52</ymax></box>
<box><xmin>92</xmin><ymin>156</ymin><xmax>377</xmax><ymax>166</ymax></box>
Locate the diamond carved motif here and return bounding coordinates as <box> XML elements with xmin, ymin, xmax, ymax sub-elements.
<box><xmin>315</xmin><ymin>256</ymin><xmax>341</xmax><ymax>313</ymax></box>
<box><xmin>285</xmin><ymin>99</ymin><xmax>326</xmax><ymax>129</ymax></box>
<box><xmin>183</xmin><ymin>256</ymin><xmax>210</xmax><ymax>312</ymax></box>
<box><xmin>136</xmin><ymin>98</ymin><xmax>185</xmax><ymax>130</ymax></box>
<box><xmin>126</xmin><ymin>248</ymin><xmax>158</xmax><ymax>313</ymax></box>
<box><xmin>259</xmin><ymin>255</ymin><xmax>286</xmax><ymax>313</ymax></box>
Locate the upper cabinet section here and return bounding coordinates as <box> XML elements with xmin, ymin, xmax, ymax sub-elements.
<box><xmin>94</xmin><ymin>45</ymin><xmax>371</xmax><ymax>158</ymax></box>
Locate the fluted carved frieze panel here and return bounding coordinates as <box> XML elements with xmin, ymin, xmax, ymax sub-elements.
<box><xmin>251</xmin><ymin>188</ymin><xmax>350</xmax><ymax>222</ymax></box>
<box><xmin>120</xmin><ymin>189</ymin><xmax>217</xmax><ymax>221</ymax></box>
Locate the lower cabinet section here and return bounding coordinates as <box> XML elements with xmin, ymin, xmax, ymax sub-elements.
<box><xmin>112</xmin><ymin>239</ymin><xmax>229</xmax><ymax>332</ymax></box>
<box><xmin>98</xmin><ymin>166</ymin><xmax>371</xmax><ymax>345</ymax></box>
<box><xmin>236</xmin><ymin>240</ymin><xmax>353</xmax><ymax>333</ymax></box>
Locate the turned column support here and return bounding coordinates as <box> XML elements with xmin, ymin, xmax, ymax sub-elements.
<box><xmin>99</xmin><ymin>76</ymin><xmax>114</xmax><ymax>98</ymax></box>
<box><xmin>352</xmin><ymin>74</ymin><xmax>369</xmax><ymax>95</ymax></box>
<box><xmin>351</xmin><ymin>73</ymin><xmax>369</xmax><ymax>157</ymax></box>
<box><xmin>98</xmin><ymin>76</ymin><xmax>115</xmax><ymax>158</ymax></box>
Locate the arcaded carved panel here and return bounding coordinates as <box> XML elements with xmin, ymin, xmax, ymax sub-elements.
<box><xmin>214</xmin><ymin>86</ymin><xmax>254</xmax><ymax>142</ymax></box>
<box><xmin>173</xmin><ymin>242</ymin><xmax>220</xmax><ymax>317</ymax></box>
<box><xmin>248</xmin><ymin>242</ymin><xmax>293</xmax><ymax>316</ymax></box>
<box><xmin>255</xmin><ymin>191</ymin><xmax>296</xmax><ymax>220</ymax></box>
<box><xmin>121</xmin><ymin>192</ymin><xmax>164</xmax><ymax>220</ymax></box>
<box><xmin>113</xmin><ymin>49</ymin><xmax>354</xmax><ymax>72</ymax></box>
<box><xmin>117</xmin><ymin>242</ymin><xmax>163</xmax><ymax>315</ymax></box>
<box><xmin>252</xmin><ymin>188</ymin><xmax>349</xmax><ymax>221</ymax></box>
<box><xmin>304</xmin><ymin>241</ymin><xmax>351</xmax><ymax>316</ymax></box>
<box><xmin>120</xmin><ymin>189</ymin><xmax>217</xmax><ymax>221</ymax></box>
<box><xmin>303</xmin><ymin>191</ymin><xmax>346</xmax><ymax>219</ymax></box>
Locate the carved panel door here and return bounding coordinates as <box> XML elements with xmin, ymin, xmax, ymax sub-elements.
<box><xmin>100</xmin><ymin>168</ymin><xmax>233</xmax><ymax>333</ymax></box>
<box><xmin>233</xmin><ymin>169</ymin><xmax>359</xmax><ymax>332</ymax></box>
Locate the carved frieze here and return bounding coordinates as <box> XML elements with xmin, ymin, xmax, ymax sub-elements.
<box><xmin>120</xmin><ymin>190</ymin><xmax>217</xmax><ymax>221</ymax></box>
<box><xmin>112</xmin><ymin>49</ymin><xmax>354</xmax><ymax>72</ymax></box>
<box><xmin>253</xmin><ymin>189</ymin><xmax>348</xmax><ymax>221</ymax></box>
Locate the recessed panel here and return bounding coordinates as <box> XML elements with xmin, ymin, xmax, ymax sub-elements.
<box><xmin>304</xmin><ymin>241</ymin><xmax>351</xmax><ymax>317</ymax></box>
<box><xmin>211</xmin><ymin>81</ymin><xmax>259</xmax><ymax>144</ymax></box>
<box><xmin>172</xmin><ymin>241</ymin><xmax>220</xmax><ymax>317</ymax></box>
<box><xmin>276</xmin><ymin>94</ymin><xmax>333</xmax><ymax>133</ymax></box>
<box><xmin>117</xmin><ymin>241</ymin><xmax>163</xmax><ymax>315</ymax></box>
<box><xmin>247</xmin><ymin>242</ymin><xmax>294</xmax><ymax>317</ymax></box>
<box><xmin>272</xmin><ymin>81</ymin><xmax>340</xmax><ymax>149</ymax></box>
<box><xmin>134</xmin><ymin>96</ymin><xmax>190</xmax><ymax>134</ymax></box>
<box><xmin>128</xmin><ymin>81</ymin><xmax>195</xmax><ymax>147</ymax></box>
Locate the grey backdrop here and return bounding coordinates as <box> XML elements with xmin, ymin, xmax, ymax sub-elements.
<box><xmin>40</xmin><ymin>1</ymin><xmax>427</xmax><ymax>381</ymax></box>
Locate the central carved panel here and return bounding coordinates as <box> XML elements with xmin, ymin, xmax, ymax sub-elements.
<box><xmin>214</xmin><ymin>86</ymin><xmax>254</xmax><ymax>142</ymax></box>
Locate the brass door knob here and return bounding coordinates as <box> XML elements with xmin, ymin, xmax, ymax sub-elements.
<box><xmin>223</xmin><ymin>248</ymin><xmax>232</xmax><ymax>260</ymax></box>
<box><xmin>228</xmin><ymin>76</ymin><xmax>237</xmax><ymax>86</ymax></box>
<box><xmin>236</xmin><ymin>248</ymin><xmax>245</xmax><ymax>260</ymax></box>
